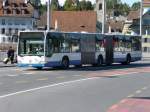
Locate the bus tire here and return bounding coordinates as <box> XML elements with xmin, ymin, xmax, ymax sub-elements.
<box><xmin>97</xmin><ymin>55</ymin><xmax>103</xmax><ymax>66</ymax></box>
<box><xmin>61</xmin><ymin>57</ymin><xmax>69</xmax><ymax>69</ymax></box>
<box><xmin>75</xmin><ymin>64</ymin><xmax>82</xmax><ymax>68</ymax></box>
<box><xmin>126</xmin><ymin>55</ymin><xmax>131</xmax><ymax>65</ymax></box>
<box><xmin>36</xmin><ymin>67</ymin><xmax>43</xmax><ymax>70</ymax></box>
<box><xmin>122</xmin><ymin>54</ymin><xmax>131</xmax><ymax>65</ymax></box>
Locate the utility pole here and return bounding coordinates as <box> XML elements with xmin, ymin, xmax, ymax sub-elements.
<box><xmin>102</xmin><ymin>0</ymin><xmax>106</xmax><ymax>34</ymax></box>
<box><xmin>140</xmin><ymin>0</ymin><xmax>143</xmax><ymax>36</ymax></box>
<box><xmin>47</xmin><ymin>0</ymin><xmax>51</xmax><ymax>31</ymax></box>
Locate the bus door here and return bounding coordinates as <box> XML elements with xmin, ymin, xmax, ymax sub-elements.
<box><xmin>105</xmin><ymin>35</ymin><xmax>114</xmax><ymax>65</ymax></box>
<box><xmin>80</xmin><ymin>34</ymin><xmax>96</xmax><ymax>64</ymax></box>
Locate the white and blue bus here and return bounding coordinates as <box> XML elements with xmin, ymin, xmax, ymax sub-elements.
<box><xmin>17</xmin><ymin>31</ymin><xmax>142</xmax><ymax>69</ymax></box>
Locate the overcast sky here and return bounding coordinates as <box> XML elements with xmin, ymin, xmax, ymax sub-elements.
<box><xmin>41</xmin><ymin>0</ymin><xmax>140</xmax><ymax>6</ymax></box>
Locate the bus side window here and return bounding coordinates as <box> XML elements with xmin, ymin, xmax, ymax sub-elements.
<box><xmin>52</xmin><ymin>38</ymin><xmax>61</xmax><ymax>53</ymax></box>
<box><xmin>61</xmin><ymin>39</ymin><xmax>71</xmax><ymax>53</ymax></box>
<box><xmin>71</xmin><ymin>39</ymin><xmax>80</xmax><ymax>53</ymax></box>
<box><xmin>96</xmin><ymin>40</ymin><xmax>105</xmax><ymax>52</ymax></box>
<box><xmin>132</xmin><ymin>37</ymin><xmax>141</xmax><ymax>51</ymax></box>
<box><xmin>113</xmin><ymin>38</ymin><xmax>119</xmax><ymax>52</ymax></box>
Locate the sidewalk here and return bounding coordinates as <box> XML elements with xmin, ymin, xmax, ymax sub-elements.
<box><xmin>0</xmin><ymin>62</ymin><xmax>17</xmax><ymax>68</ymax></box>
<box><xmin>107</xmin><ymin>98</ymin><xmax>150</xmax><ymax>112</ymax></box>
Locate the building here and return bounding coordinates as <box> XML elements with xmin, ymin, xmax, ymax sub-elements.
<box><xmin>0</xmin><ymin>0</ymin><xmax>37</xmax><ymax>43</ymax></box>
<box><xmin>122</xmin><ymin>10</ymin><xmax>140</xmax><ymax>34</ymax></box>
<box><xmin>106</xmin><ymin>20</ymin><xmax>124</xmax><ymax>33</ymax></box>
<box><xmin>38</xmin><ymin>11</ymin><xmax>97</xmax><ymax>33</ymax></box>
<box><xmin>95</xmin><ymin>0</ymin><xmax>105</xmax><ymax>33</ymax></box>
<box><xmin>123</xmin><ymin>9</ymin><xmax>150</xmax><ymax>57</ymax></box>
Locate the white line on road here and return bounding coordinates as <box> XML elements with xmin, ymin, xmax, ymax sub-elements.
<box><xmin>0</xmin><ymin>77</ymin><xmax>99</xmax><ymax>99</ymax></box>
<box><xmin>7</xmin><ymin>75</ymin><xmax>19</xmax><ymax>77</ymax></box>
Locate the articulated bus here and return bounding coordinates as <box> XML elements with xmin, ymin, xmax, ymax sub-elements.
<box><xmin>17</xmin><ymin>31</ymin><xmax>142</xmax><ymax>69</ymax></box>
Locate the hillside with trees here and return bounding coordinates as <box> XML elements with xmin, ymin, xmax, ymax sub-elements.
<box><xmin>38</xmin><ymin>0</ymin><xmax>141</xmax><ymax>16</ymax></box>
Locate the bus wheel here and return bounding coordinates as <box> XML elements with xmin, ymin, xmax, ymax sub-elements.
<box><xmin>75</xmin><ymin>64</ymin><xmax>82</xmax><ymax>68</ymax></box>
<box><xmin>122</xmin><ymin>55</ymin><xmax>131</xmax><ymax>65</ymax></box>
<box><xmin>36</xmin><ymin>67</ymin><xmax>43</xmax><ymax>70</ymax></box>
<box><xmin>62</xmin><ymin>57</ymin><xmax>69</xmax><ymax>69</ymax></box>
<box><xmin>97</xmin><ymin>56</ymin><xmax>103</xmax><ymax>66</ymax></box>
<box><xmin>126</xmin><ymin>55</ymin><xmax>131</xmax><ymax>65</ymax></box>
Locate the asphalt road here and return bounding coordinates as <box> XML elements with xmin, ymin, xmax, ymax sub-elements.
<box><xmin>0</xmin><ymin>62</ymin><xmax>150</xmax><ymax>112</ymax></box>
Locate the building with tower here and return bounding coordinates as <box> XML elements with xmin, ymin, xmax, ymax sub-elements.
<box><xmin>95</xmin><ymin>0</ymin><xmax>106</xmax><ymax>33</ymax></box>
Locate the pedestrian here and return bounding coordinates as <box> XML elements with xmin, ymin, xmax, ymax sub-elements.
<box><xmin>7</xmin><ymin>46</ymin><xmax>15</xmax><ymax>64</ymax></box>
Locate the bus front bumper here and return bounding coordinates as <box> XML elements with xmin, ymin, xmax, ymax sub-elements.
<box><xmin>17</xmin><ymin>63</ymin><xmax>45</xmax><ymax>68</ymax></box>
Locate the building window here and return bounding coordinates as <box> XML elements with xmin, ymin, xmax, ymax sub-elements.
<box><xmin>144</xmin><ymin>47</ymin><xmax>148</xmax><ymax>52</ymax></box>
<box><xmin>21</xmin><ymin>10</ymin><xmax>25</xmax><ymax>14</ymax></box>
<box><xmin>2</xmin><ymin>28</ymin><xmax>5</xmax><ymax>34</ymax></box>
<box><xmin>2</xmin><ymin>19</ymin><xmax>5</xmax><ymax>25</ymax></box>
<box><xmin>8</xmin><ymin>28</ymin><xmax>12</xmax><ymax>35</ymax></box>
<box><xmin>3</xmin><ymin>37</ymin><xmax>5</xmax><ymax>42</ymax></box>
<box><xmin>99</xmin><ymin>3</ymin><xmax>102</xmax><ymax>10</ymax></box>
<box><xmin>13</xmin><ymin>9</ymin><xmax>16</xmax><ymax>15</ymax></box>
<box><xmin>15</xmin><ymin>28</ymin><xmax>18</xmax><ymax>34</ymax></box>
<box><xmin>144</xmin><ymin>38</ymin><xmax>147</xmax><ymax>43</ymax></box>
<box><xmin>8</xmin><ymin>37</ymin><xmax>11</xmax><ymax>42</ymax></box>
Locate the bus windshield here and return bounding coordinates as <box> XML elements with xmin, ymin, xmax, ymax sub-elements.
<box><xmin>18</xmin><ymin>32</ymin><xmax>44</xmax><ymax>56</ymax></box>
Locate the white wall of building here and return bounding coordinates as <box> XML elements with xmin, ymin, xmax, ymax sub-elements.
<box><xmin>0</xmin><ymin>16</ymin><xmax>35</xmax><ymax>43</ymax></box>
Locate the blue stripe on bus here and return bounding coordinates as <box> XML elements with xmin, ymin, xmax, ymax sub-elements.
<box><xmin>18</xmin><ymin>64</ymin><xmax>44</xmax><ymax>67</ymax></box>
<box><xmin>45</xmin><ymin>60</ymin><xmax>81</xmax><ymax>67</ymax></box>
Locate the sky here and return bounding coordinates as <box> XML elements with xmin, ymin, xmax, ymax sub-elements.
<box><xmin>41</xmin><ymin>0</ymin><xmax>140</xmax><ymax>6</ymax></box>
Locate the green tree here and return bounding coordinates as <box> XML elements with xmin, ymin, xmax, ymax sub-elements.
<box><xmin>131</xmin><ymin>2</ymin><xmax>140</xmax><ymax>10</ymax></box>
<box><xmin>79</xmin><ymin>0</ymin><xmax>87</xmax><ymax>10</ymax></box>
<box><xmin>121</xmin><ymin>3</ymin><xmax>130</xmax><ymax>16</ymax></box>
<box><xmin>51</xmin><ymin>0</ymin><xmax>60</xmax><ymax>10</ymax></box>
<box><xmin>86</xmin><ymin>1</ymin><xmax>93</xmax><ymax>10</ymax></box>
<box><xmin>106</xmin><ymin>0</ymin><xmax>130</xmax><ymax>16</ymax></box>
<box><xmin>63</xmin><ymin>0</ymin><xmax>78</xmax><ymax>11</ymax></box>
<box><xmin>39</xmin><ymin>4</ymin><xmax>47</xmax><ymax>14</ymax></box>
<box><xmin>79</xmin><ymin>0</ymin><xmax>93</xmax><ymax>11</ymax></box>
<box><xmin>29</xmin><ymin>0</ymin><xmax>41</xmax><ymax>7</ymax></box>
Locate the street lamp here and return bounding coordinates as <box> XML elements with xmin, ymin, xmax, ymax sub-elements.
<box><xmin>140</xmin><ymin>0</ymin><xmax>143</xmax><ymax>36</ymax></box>
<box><xmin>102</xmin><ymin>0</ymin><xmax>106</xmax><ymax>34</ymax></box>
<box><xmin>47</xmin><ymin>0</ymin><xmax>51</xmax><ymax>31</ymax></box>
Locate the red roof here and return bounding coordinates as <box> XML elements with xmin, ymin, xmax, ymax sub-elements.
<box><xmin>38</xmin><ymin>11</ymin><xmax>97</xmax><ymax>33</ymax></box>
<box><xmin>127</xmin><ymin>10</ymin><xmax>140</xmax><ymax>20</ymax></box>
<box><xmin>0</xmin><ymin>0</ymin><xmax>34</xmax><ymax>17</ymax></box>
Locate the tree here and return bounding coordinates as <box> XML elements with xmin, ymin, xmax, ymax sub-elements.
<box><xmin>131</xmin><ymin>2</ymin><xmax>140</xmax><ymax>10</ymax></box>
<box><xmin>51</xmin><ymin>0</ymin><xmax>60</xmax><ymax>10</ymax></box>
<box><xmin>106</xmin><ymin>0</ymin><xmax>130</xmax><ymax>16</ymax></box>
<box><xmin>63</xmin><ymin>0</ymin><xmax>78</xmax><ymax>11</ymax></box>
<box><xmin>39</xmin><ymin>4</ymin><xmax>47</xmax><ymax>14</ymax></box>
<box><xmin>28</xmin><ymin>0</ymin><xmax>41</xmax><ymax>7</ymax></box>
<box><xmin>120</xmin><ymin>3</ymin><xmax>130</xmax><ymax>16</ymax></box>
<box><xmin>86</xmin><ymin>1</ymin><xmax>93</xmax><ymax>10</ymax></box>
<box><xmin>79</xmin><ymin>0</ymin><xmax>93</xmax><ymax>11</ymax></box>
<box><xmin>79</xmin><ymin>0</ymin><xmax>87</xmax><ymax>10</ymax></box>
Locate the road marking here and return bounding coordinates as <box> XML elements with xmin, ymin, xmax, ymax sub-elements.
<box><xmin>57</xmin><ymin>76</ymin><xmax>66</xmax><ymax>79</ymax></box>
<box><xmin>16</xmin><ymin>81</ymin><xmax>29</xmax><ymax>84</ymax></box>
<box><xmin>7</xmin><ymin>74</ymin><xmax>18</xmax><ymax>77</ymax></box>
<box><xmin>127</xmin><ymin>94</ymin><xmax>134</xmax><ymax>98</ymax></box>
<box><xmin>111</xmin><ymin>72</ymin><xmax>139</xmax><ymax>76</ymax></box>
<box><xmin>142</xmin><ymin>87</ymin><xmax>148</xmax><ymax>90</ymax></box>
<box><xmin>23</xmin><ymin>72</ymin><xmax>36</xmax><ymax>75</ymax></box>
<box><xmin>73</xmin><ymin>75</ymin><xmax>81</xmax><ymax>77</ymax></box>
<box><xmin>135</xmin><ymin>90</ymin><xmax>142</xmax><ymax>94</ymax></box>
<box><xmin>37</xmin><ymin>78</ymin><xmax>48</xmax><ymax>81</ymax></box>
<box><xmin>0</xmin><ymin>77</ymin><xmax>99</xmax><ymax>99</ymax></box>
